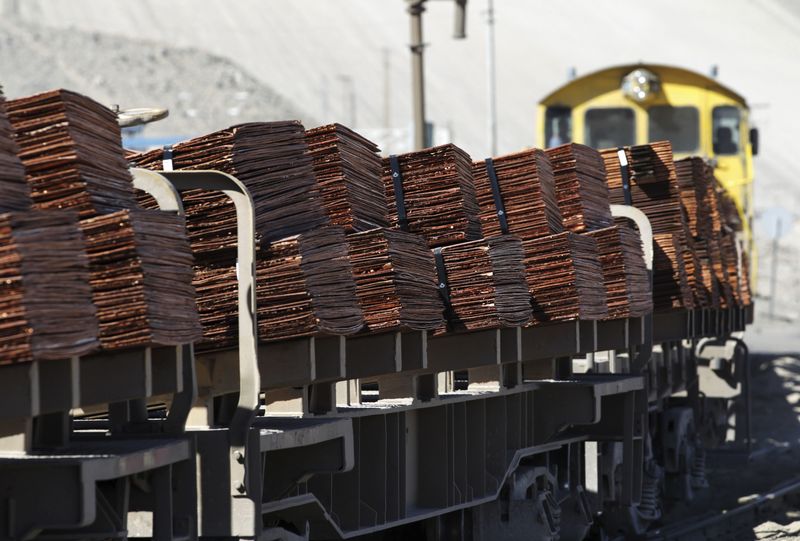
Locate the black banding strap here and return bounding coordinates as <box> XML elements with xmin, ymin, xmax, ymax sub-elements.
<box><xmin>617</xmin><ymin>147</ymin><xmax>632</xmax><ymax>206</ymax></box>
<box><xmin>162</xmin><ymin>145</ymin><xmax>174</xmax><ymax>172</ymax></box>
<box><xmin>485</xmin><ymin>157</ymin><xmax>509</xmax><ymax>234</ymax></box>
<box><xmin>433</xmin><ymin>247</ymin><xmax>454</xmax><ymax>323</ymax></box>
<box><xmin>389</xmin><ymin>155</ymin><xmax>409</xmax><ymax>231</ymax></box>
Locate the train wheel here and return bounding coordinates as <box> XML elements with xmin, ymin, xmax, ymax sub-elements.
<box><xmin>470</xmin><ymin>466</ymin><xmax>561</xmax><ymax>541</ymax></box>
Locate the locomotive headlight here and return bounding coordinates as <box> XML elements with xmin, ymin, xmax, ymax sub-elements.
<box><xmin>621</xmin><ymin>68</ymin><xmax>661</xmax><ymax>103</ymax></box>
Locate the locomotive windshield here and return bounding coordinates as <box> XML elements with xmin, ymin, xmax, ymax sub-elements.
<box><xmin>713</xmin><ymin>105</ymin><xmax>741</xmax><ymax>155</ymax></box>
<box><xmin>585</xmin><ymin>107</ymin><xmax>635</xmax><ymax>148</ymax></box>
<box><xmin>648</xmin><ymin>105</ymin><xmax>699</xmax><ymax>153</ymax></box>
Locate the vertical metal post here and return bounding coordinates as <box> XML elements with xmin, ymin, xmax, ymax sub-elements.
<box><xmin>408</xmin><ymin>0</ymin><xmax>427</xmax><ymax>150</ymax></box>
<box><xmin>486</xmin><ymin>0</ymin><xmax>498</xmax><ymax>156</ymax></box>
<box><xmin>383</xmin><ymin>47</ymin><xmax>392</xmax><ymax>134</ymax></box>
<box><xmin>769</xmin><ymin>218</ymin><xmax>781</xmax><ymax>319</ymax></box>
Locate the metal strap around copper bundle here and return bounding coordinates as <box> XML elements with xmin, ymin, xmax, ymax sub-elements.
<box><xmin>389</xmin><ymin>154</ymin><xmax>409</xmax><ymax>231</ymax></box>
<box><xmin>485</xmin><ymin>157</ymin><xmax>509</xmax><ymax>234</ymax></box>
<box><xmin>433</xmin><ymin>247</ymin><xmax>454</xmax><ymax>324</ymax></box>
<box><xmin>617</xmin><ymin>147</ymin><xmax>632</xmax><ymax>206</ymax></box>
<box><xmin>162</xmin><ymin>145</ymin><xmax>174</xmax><ymax>172</ymax></box>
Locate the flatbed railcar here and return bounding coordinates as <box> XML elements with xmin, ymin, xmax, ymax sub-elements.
<box><xmin>0</xmin><ymin>78</ymin><xmax>757</xmax><ymax>539</ymax></box>
<box><xmin>0</xmin><ymin>166</ymin><xmax>752</xmax><ymax>541</ymax></box>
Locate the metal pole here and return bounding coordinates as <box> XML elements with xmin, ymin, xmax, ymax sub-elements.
<box><xmin>769</xmin><ymin>218</ymin><xmax>781</xmax><ymax>318</ymax></box>
<box><xmin>382</xmin><ymin>48</ymin><xmax>393</xmax><ymax>154</ymax></box>
<box><xmin>408</xmin><ymin>0</ymin><xmax>427</xmax><ymax>150</ymax></box>
<box><xmin>486</xmin><ymin>0</ymin><xmax>498</xmax><ymax>156</ymax></box>
<box><xmin>383</xmin><ymin>48</ymin><xmax>391</xmax><ymax>132</ymax></box>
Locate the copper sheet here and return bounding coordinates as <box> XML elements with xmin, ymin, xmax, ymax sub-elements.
<box><xmin>381</xmin><ymin>144</ymin><xmax>481</xmax><ymax>247</ymax></box>
<box><xmin>545</xmin><ymin>143</ymin><xmax>613</xmax><ymax>233</ymax></box>
<box><xmin>305</xmin><ymin>123</ymin><xmax>388</xmax><ymax>231</ymax></box>
<box><xmin>0</xmin><ymin>210</ymin><xmax>98</xmax><ymax>364</ymax></box>
<box><xmin>195</xmin><ymin>226</ymin><xmax>364</xmax><ymax>349</ymax></box>
<box><xmin>436</xmin><ymin>235</ymin><xmax>532</xmax><ymax>333</ymax></box>
<box><xmin>347</xmin><ymin>228</ymin><xmax>444</xmax><ymax>333</ymax></box>
<box><xmin>472</xmin><ymin>147</ymin><xmax>563</xmax><ymax>240</ymax></box>
<box><xmin>132</xmin><ymin>121</ymin><xmax>329</xmax><ymax>254</ymax></box>
<box><xmin>522</xmin><ymin>231</ymin><xmax>608</xmax><ymax>324</ymax></box>
<box><xmin>7</xmin><ymin>89</ymin><xmax>136</xmax><ymax>218</ymax></box>
<box><xmin>80</xmin><ymin>209</ymin><xmax>202</xmax><ymax>350</ymax></box>
<box><xmin>586</xmin><ymin>225</ymin><xmax>652</xmax><ymax>319</ymax></box>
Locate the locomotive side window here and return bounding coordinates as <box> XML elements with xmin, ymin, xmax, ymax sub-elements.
<box><xmin>648</xmin><ymin>105</ymin><xmax>699</xmax><ymax>152</ymax></box>
<box><xmin>713</xmin><ymin>106</ymin><xmax>741</xmax><ymax>155</ymax></box>
<box><xmin>585</xmin><ymin>107</ymin><xmax>635</xmax><ymax>149</ymax></box>
<box><xmin>545</xmin><ymin>106</ymin><xmax>572</xmax><ymax>148</ymax></box>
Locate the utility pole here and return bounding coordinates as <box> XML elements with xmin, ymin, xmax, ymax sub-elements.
<box><xmin>383</xmin><ymin>48</ymin><xmax>391</xmax><ymax>132</ymax></box>
<box><xmin>320</xmin><ymin>74</ymin><xmax>330</xmax><ymax>122</ymax></box>
<box><xmin>337</xmin><ymin>74</ymin><xmax>356</xmax><ymax>128</ymax></box>
<box><xmin>407</xmin><ymin>0</ymin><xmax>427</xmax><ymax>150</ymax></box>
<box><xmin>485</xmin><ymin>0</ymin><xmax>497</xmax><ymax>156</ymax></box>
<box><xmin>405</xmin><ymin>0</ymin><xmax>467</xmax><ymax>150</ymax></box>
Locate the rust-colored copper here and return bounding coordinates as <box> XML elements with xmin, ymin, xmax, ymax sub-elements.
<box><xmin>194</xmin><ymin>226</ymin><xmax>364</xmax><ymax>349</ymax></box>
<box><xmin>7</xmin><ymin>89</ymin><xmax>136</xmax><ymax>218</ymax></box>
<box><xmin>435</xmin><ymin>235</ymin><xmax>532</xmax><ymax>333</ymax></box>
<box><xmin>546</xmin><ymin>143</ymin><xmax>613</xmax><ymax>233</ymax></box>
<box><xmin>522</xmin><ymin>231</ymin><xmax>608</xmax><ymax>324</ymax></box>
<box><xmin>0</xmin><ymin>210</ymin><xmax>98</xmax><ymax>364</ymax></box>
<box><xmin>586</xmin><ymin>225</ymin><xmax>652</xmax><ymax>319</ymax></box>
<box><xmin>80</xmin><ymin>209</ymin><xmax>202</xmax><ymax>350</ymax></box>
<box><xmin>472</xmin><ymin>148</ymin><xmax>563</xmax><ymax>240</ymax></box>
<box><xmin>381</xmin><ymin>144</ymin><xmax>481</xmax><ymax>248</ymax></box>
<box><xmin>132</xmin><ymin>121</ymin><xmax>329</xmax><ymax>254</ymax></box>
<box><xmin>305</xmin><ymin>123</ymin><xmax>388</xmax><ymax>231</ymax></box>
<box><xmin>347</xmin><ymin>228</ymin><xmax>444</xmax><ymax>333</ymax></box>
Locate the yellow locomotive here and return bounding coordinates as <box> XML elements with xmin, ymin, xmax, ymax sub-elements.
<box><xmin>537</xmin><ymin>63</ymin><xmax>758</xmax><ymax>275</ymax></box>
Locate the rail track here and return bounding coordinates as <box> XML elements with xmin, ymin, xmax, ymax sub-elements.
<box><xmin>648</xmin><ymin>476</ymin><xmax>800</xmax><ymax>541</ymax></box>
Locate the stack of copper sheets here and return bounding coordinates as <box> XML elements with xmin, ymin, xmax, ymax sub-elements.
<box><xmin>194</xmin><ymin>227</ymin><xmax>364</xmax><ymax>348</ymax></box>
<box><xmin>305</xmin><ymin>124</ymin><xmax>388</xmax><ymax>231</ymax></box>
<box><xmin>586</xmin><ymin>225</ymin><xmax>652</xmax><ymax>319</ymax></box>
<box><xmin>694</xmin><ymin>239</ymin><xmax>721</xmax><ymax>308</ymax></box>
<box><xmin>674</xmin><ymin>157</ymin><xmax>711</xmax><ymax>239</ymax></box>
<box><xmin>472</xmin><ymin>148</ymin><xmax>563</xmax><ymax>240</ymax></box>
<box><xmin>435</xmin><ymin>235</ymin><xmax>532</xmax><ymax>332</ymax></box>
<box><xmin>80</xmin><ymin>209</ymin><xmax>203</xmax><ymax>350</ymax></box>
<box><xmin>7</xmin><ymin>89</ymin><xmax>136</xmax><ymax>218</ymax></box>
<box><xmin>720</xmin><ymin>234</ymin><xmax>742</xmax><ymax>305</ymax></box>
<box><xmin>682</xmin><ymin>218</ymin><xmax>709</xmax><ymax>307</ymax></box>
<box><xmin>132</xmin><ymin>121</ymin><xmax>329</xmax><ymax>253</ymax></box>
<box><xmin>0</xmin><ymin>211</ymin><xmax>99</xmax><ymax>364</ymax></box>
<box><xmin>347</xmin><ymin>228</ymin><xmax>444</xmax><ymax>333</ymax></box>
<box><xmin>381</xmin><ymin>144</ymin><xmax>481</xmax><ymax>247</ymax></box>
<box><xmin>522</xmin><ymin>232</ymin><xmax>608</xmax><ymax>323</ymax></box>
<box><xmin>739</xmin><ymin>254</ymin><xmax>753</xmax><ymax>306</ymax></box>
<box><xmin>600</xmin><ymin>142</ymin><xmax>681</xmax><ymax>234</ymax></box>
<box><xmin>545</xmin><ymin>143</ymin><xmax>613</xmax><ymax>233</ymax></box>
<box><xmin>627</xmin><ymin>141</ymin><xmax>676</xmax><ymax>185</ymax></box>
<box><xmin>0</xmin><ymin>94</ymin><xmax>30</xmax><ymax>212</ymax></box>
<box><xmin>652</xmin><ymin>233</ymin><xmax>693</xmax><ymax>311</ymax></box>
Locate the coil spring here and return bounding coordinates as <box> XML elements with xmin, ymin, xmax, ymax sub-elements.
<box><xmin>691</xmin><ymin>447</ymin><xmax>709</xmax><ymax>489</ymax></box>
<box><xmin>639</xmin><ymin>462</ymin><xmax>662</xmax><ymax>520</ymax></box>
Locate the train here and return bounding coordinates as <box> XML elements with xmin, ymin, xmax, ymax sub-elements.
<box><xmin>0</xmin><ymin>64</ymin><xmax>755</xmax><ymax>541</ymax></box>
<box><xmin>537</xmin><ymin>63</ymin><xmax>758</xmax><ymax>278</ymax></box>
